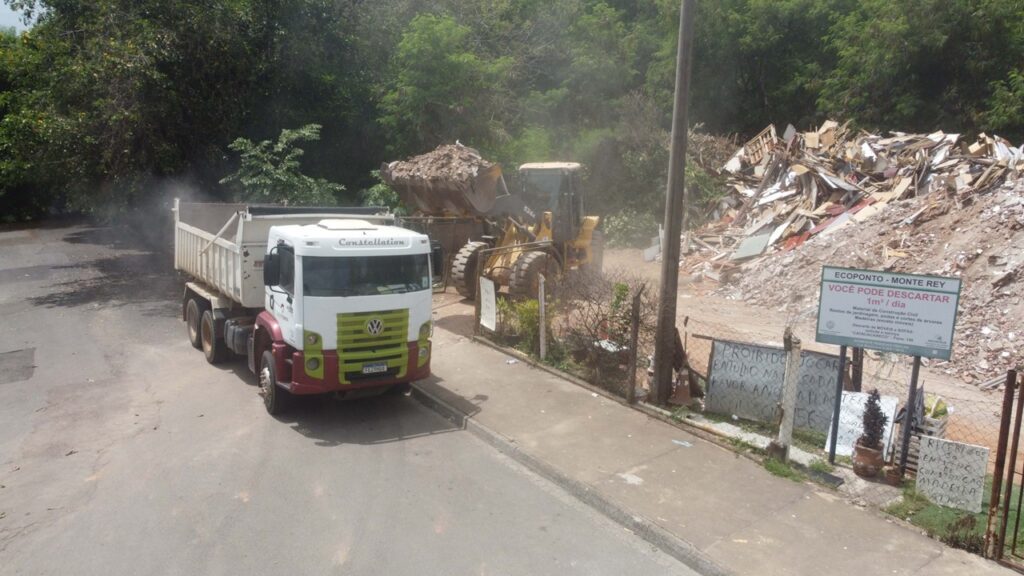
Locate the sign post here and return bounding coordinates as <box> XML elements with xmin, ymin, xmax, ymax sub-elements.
<box><xmin>898</xmin><ymin>356</ymin><xmax>922</xmax><ymax>475</ymax></box>
<box><xmin>816</xmin><ymin>266</ymin><xmax>961</xmax><ymax>477</ymax></box>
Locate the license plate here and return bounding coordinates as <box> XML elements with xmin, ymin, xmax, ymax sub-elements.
<box><xmin>361</xmin><ymin>362</ymin><xmax>388</xmax><ymax>375</ymax></box>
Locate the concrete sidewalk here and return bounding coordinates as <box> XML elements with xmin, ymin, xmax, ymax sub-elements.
<box><xmin>418</xmin><ymin>327</ymin><xmax>1010</xmax><ymax>576</ymax></box>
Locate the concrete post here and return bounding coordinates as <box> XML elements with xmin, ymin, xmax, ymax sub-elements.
<box><xmin>768</xmin><ymin>327</ymin><xmax>801</xmax><ymax>461</ymax></box>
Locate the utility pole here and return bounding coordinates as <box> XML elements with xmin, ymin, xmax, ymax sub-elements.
<box><xmin>652</xmin><ymin>0</ymin><xmax>697</xmax><ymax>405</ymax></box>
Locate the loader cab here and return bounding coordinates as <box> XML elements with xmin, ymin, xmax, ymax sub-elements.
<box><xmin>519</xmin><ymin>163</ymin><xmax>583</xmax><ymax>244</ymax></box>
<box><xmin>520</xmin><ymin>162</ymin><xmax>585</xmax><ymax>242</ymax></box>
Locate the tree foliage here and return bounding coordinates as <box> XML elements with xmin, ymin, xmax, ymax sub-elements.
<box><xmin>1</xmin><ymin>0</ymin><xmax>1022</xmax><ymax>222</ymax></box>
<box><xmin>220</xmin><ymin>124</ymin><xmax>344</xmax><ymax>206</ymax></box>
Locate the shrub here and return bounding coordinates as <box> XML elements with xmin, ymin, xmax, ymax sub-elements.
<box><xmin>859</xmin><ymin>389</ymin><xmax>887</xmax><ymax>450</ymax></box>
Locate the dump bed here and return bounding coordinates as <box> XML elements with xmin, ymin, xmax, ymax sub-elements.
<box><xmin>173</xmin><ymin>199</ymin><xmax>392</xmax><ymax>308</ymax></box>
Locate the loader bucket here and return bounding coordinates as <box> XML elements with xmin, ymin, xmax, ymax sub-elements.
<box><xmin>380</xmin><ymin>144</ymin><xmax>504</xmax><ymax>216</ymax></box>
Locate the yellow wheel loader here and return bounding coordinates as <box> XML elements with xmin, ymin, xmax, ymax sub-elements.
<box><xmin>382</xmin><ymin>146</ymin><xmax>602</xmax><ymax>301</ymax></box>
<box><xmin>448</xmin><ymin>162</ymin><xmax>602</xmax><ymax>300</ymax></box>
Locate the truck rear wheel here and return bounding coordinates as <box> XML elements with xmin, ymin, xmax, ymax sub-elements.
<box><xmin>186</xmin><ymin>298</ymin><xmax>203</xmax><ymax>349</ymax></box>
<box><xmin>201</xmin><ymin>310</ymin><xmax>229</xmax><ymax>364</ymax></box>
<box><xmin>510</xmin><ymin>250</ymin><xmax>557</xmax><ymax>301</ymax></box>
<box><xmin>259</xmin><ymin>350</ymin><xmax>291</xmax><ymax>415</ymax></box>
<box><xmin>451</xmin><ymin>241</ymin><xmax>489</xmax><ymax>300</ymax></box>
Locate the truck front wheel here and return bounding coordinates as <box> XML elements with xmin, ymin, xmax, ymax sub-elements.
<box><xmin>259</xmin><ymin>350</ymin><xmax>291</xmax><ymax>415</ymax></box>
<box><xmin>186</xmin><ymin>298</ymin><xmax>203</xmax><ymax>349</ymax></box>
<box><xmin>201</xmin><ymin>310</ymin><xmax>229</xmax><ymax>364</ymax></box>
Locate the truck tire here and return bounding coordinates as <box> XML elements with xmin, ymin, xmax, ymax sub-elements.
<box><xmin>186</xmin><ymin>298</ymin><xmax>203</xmax><ymax>349</ymax></box>
<box><xmin>509</xmin><ymin>250</ymin><xmax>557</xmax><ymax>301</ymax></box>
<box><xmin>451</xmin><ymin>241</ymin><xmax>489</xmax><ymax>300</ymax></box>
<box><xmin>259</xmin><ymin>350</ymin><xmax>291</xmax><ymax>415</ymax></box>
<box><xmin>201</xmin><ymin>309</ymin><xmax>229</xmax><ymax>364</ymax></box>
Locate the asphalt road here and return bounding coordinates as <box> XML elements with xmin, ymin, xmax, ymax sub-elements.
<box><xmin>0</xmin><ymin>223</ymin><xmax>696</xmax><ymax>576</ymax></box>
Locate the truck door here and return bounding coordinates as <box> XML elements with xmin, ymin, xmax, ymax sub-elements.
<box><xmin>270</xmin><ymin>244</ymin><xmax>298</xmax><ymax>345</ymax></box>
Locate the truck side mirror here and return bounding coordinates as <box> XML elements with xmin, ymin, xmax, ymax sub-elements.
<box><xmin>263</xmin><ymin>252</ymin><xmax>279</xmax><ymax>287</ymax></box>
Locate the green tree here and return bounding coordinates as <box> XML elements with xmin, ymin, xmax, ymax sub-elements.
<box><xmin>220</xmin><ymin>124</ymin><xmax>344</xmax><ymax>206</ymax></box>
<box><xmin>379</xmin><ymin>14</ymin><xmax>512</xmax><ymax>155</ymax></box>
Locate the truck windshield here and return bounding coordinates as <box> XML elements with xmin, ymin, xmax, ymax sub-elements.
<box><xmin>303</xmin><ymin>254</ymin><xmax>430</xmax><ymax>297</ymax></box>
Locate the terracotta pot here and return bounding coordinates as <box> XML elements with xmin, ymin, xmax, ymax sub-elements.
<box><xmin>852</xmin><ymin>442</ymin><xmax>885</xmax><ymax>478</ymax></box>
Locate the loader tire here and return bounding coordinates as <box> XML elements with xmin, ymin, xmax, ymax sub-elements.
<box><xmin>509</xmin><ymin>250</ymin><xmax>557</xmax><ymax>301</ymax></box>
<box><xmin>451</xmin><ymin>241</ymin><xmax>489</xmax><ymax>300</ymax></box>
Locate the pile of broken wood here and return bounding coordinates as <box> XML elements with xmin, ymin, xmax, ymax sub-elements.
<box><xmin>679</xmin><ymin>120</ymin><xmax>1024</xmax><ymax>281</ymax></box>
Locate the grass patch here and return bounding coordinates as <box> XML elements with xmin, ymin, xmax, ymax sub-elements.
<box><xmin>701</xmin><ymin>412</ymin><xmax>828</xmax><ymax>455</ymax></box>
<box><xmin>882</xmin><ymin>479</ymin><xmax>1024</xmax><ymax>556</ymax></box>
<box><xmin>728</xmin><ymin>437</ymin><xmax>763</xmax><ymax>455</ymax></box>
<box><xmin>793</xmin><ymin>429</ymin><xmax>827</xmax><ymax>454</ymax></box>
<box><xmin>764</xmin><ymin>458</ymin><xmax>805</xmax><ymax>482</ymax></box>
<box><xmin>808</xmin><ymin>459</ymin><xmax>834</xmax><ymax>474</ymax></box>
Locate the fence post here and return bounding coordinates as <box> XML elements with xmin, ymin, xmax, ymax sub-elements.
<box><xmin>999</xmin><ymin>370</ymin><xmax>1024</xmax><ymax>559</ymax></box>
<box><xmin>538</xmin><ymin>274</ymin><xmax>546</xmax><ymax>360</ymax></box>
<box><xmin>768</xmin><ymin>327</ymin><xmax>801</xmax><ymax>461</ymax></box>
<box><xmin>986</xmin><ymin>370</ymin><xmax>1018</xmax><ymax>558</ymax></box>
<box><xmin>626</xmin><ymin>286</ymin><xmax>645</xmax><ymax>405</ymax></box>
<box><xmin>828</xmin><ymin>345</ymin><xmax>848</xmax><ymax>464</ymax></box>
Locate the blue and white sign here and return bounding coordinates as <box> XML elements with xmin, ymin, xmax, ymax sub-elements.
<box><xmin>816</xmin><ymin>266</ymin><xmax>961</xmax><ymax>359</ymax></box>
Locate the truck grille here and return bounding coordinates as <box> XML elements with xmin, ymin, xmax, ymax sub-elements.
<box><xmin>336</xmin><ymin>309</ymin><xmax>409</xmax><ymax>384</ymax></box>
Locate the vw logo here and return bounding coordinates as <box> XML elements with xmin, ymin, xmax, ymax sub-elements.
<box><xmin>365</xmin><ymin>318</ymin><xmax>384</xmax><ymax>336</ymax></box>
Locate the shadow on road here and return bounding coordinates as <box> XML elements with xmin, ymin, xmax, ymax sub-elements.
<box><xmin>277</xmin><ymin>392</ymin><xmax>464</xmax><ymax>447</ymax></box>
<box><xmin>28</xmin><ymin>227</ymin><xmax>180</xmax><ymax>316</ymax></box>
<box><xmin>434</xmin><ymin>313</ymin><xmax>476</xmax><ymax>337</ymax></box>
<box><xmin>201</xmin><ymin>355</ymin><xmax>463</xmax><ymax>447</ymax></box>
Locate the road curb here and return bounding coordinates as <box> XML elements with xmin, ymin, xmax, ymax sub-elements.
<box><xmin>411</xmin><ymin>383</ymin><xmax>733</xmax><ymax>576</ymax></box>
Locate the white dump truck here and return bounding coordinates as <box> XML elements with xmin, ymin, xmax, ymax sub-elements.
<box><xmin>173</xmin><ymin>199</ymin><xmax>435</xmax><ymax>414</ymax></box>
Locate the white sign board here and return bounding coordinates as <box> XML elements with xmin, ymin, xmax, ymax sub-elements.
<box><xmin>824</xmin><ymin>391</ymin><xmax>899</xmax><ymax>459</ymax></box>
<box><xmin>916</xmin><ymin>437</ymin><xmax>989</xmax><ymax>513</ymax></box>
<box><xmin>705</xmin><ymin>340</ymin><xmax>842</xmax><ymax>432</ymax></box>
<box><xmin>816</xmin><ymin>266</ymin><xmax>961</xmax><ymax>359</ymax></box>
<box><xmin>479</xmin><ymin>277</ymin><xmax>497</xmax><ymax>331</ymax></box>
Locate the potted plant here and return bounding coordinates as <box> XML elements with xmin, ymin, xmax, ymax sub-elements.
<box><xmin>853</xmin><ymin>389</ymin><xmax>888</xmax><ymax>478</ymax></box>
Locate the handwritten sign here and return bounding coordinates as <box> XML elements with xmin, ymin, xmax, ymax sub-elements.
<box><xmin>479</xmin><ymin>278</ymin><xmax>497</xmax><ymax>331</ymax></box>
<box><xmin>916</xmin><ymin>437</ymin><xmax>988</xmax><ymax>513</ymax></box>
<box><xmin>816</xmin><ymin>266</ymin><xmax>961</xmax><ymax>359</ymax></box>
<box><xmin>824</xmin><ymin>391</ymin><xmax>899</xmax><ymax>459</ymax></box>
<box><xmin>705</xmin><ymin>340</ymin><xmax>841</xmax><ymax>432</ymax></box>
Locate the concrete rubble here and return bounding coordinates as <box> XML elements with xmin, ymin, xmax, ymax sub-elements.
<box><xmin>679</xmin><ymin>120</ymin><xmax>1024</xmax><ymax>384</ymax></box>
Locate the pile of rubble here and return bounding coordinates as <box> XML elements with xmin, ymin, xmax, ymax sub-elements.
<box><xmin>681</xmin><ymin>120</ymin><xmax>1024</xmax><ymax>383</ymax></box>
<box><xmin>382</xmin><ymin>143</ymin><xmax>494</xmax><ymax>184</ymax></box>
<box><xmin>680</xmin><ymin>121</ymin><xmax>1023</xmax><ymax>278</ymax></box>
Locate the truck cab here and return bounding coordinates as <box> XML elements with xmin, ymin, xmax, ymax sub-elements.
<box><xmin>256</xmin><ymin>219</ymin><xmax>433</xmax><ymax>409</ymax></box>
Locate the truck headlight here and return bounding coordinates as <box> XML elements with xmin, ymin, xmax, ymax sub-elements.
<box><xmin>306</xmin><ymin>332</ymin><xmax>320</xmax><ymax>346</ymax></box>
<box><xmin>418</xmin><ymin>322</ymin><xmax>431</xmax><ymax>366</ymax></box>
<box><xmin>306</xmin><ymin>357</ymin><xmax>321</xmax><ymax>371</ymax></box>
